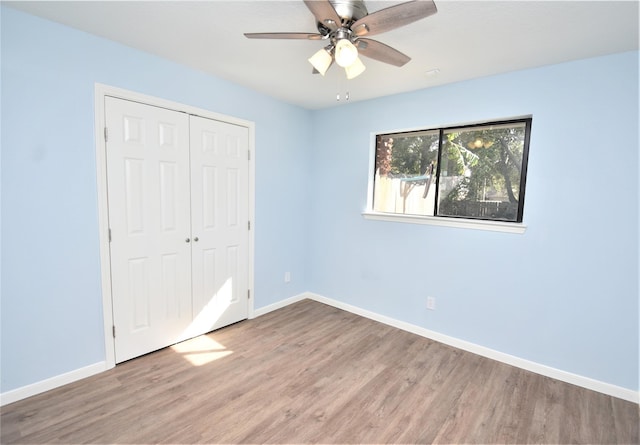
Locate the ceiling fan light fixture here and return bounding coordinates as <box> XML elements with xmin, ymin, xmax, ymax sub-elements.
<box><xmin>334</xmin><ymin>38</ymin><xmax>358</xmax><ymax>68</ymax></box>
<box><xmin>345</xmin><ymin>56</ymin><xmax>366</xmax><ymax>79</ymax></box>
<box><xmin>308</xmin><ymin>47</ymin><xmax>333</xmax><ymax>76</ymax></box>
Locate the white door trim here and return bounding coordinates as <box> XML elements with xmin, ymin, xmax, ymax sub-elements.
<box><xmin>94</xmin><ymin>83</ymin><xmax>256</xmax><ymax>370</ymax></box>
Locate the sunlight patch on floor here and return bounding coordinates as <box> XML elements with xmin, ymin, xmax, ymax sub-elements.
<box><xmin>171</xmin><ymin>335</ymin><xmax>233</xmax><ymax>366</ymax></box>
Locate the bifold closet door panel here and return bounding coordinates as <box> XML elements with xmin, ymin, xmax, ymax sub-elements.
<box><xmin>105</xmin><ymin>97</ymin><xmax>193</xmax><ymax>363</ymax></box>
<box><xmin>189</xmin><ymin>115</ymin><xmax>250</xmax><ymax>335</ymax></box>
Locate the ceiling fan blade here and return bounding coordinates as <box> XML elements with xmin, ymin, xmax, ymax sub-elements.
<box><xmin>351</xmin><ymin>0</ymin><xmax>437</xmax><ymax>37</ymax></box>
<box><xmin>244</xmin><ymin>32</ymin><xmax>324</xmax><ymax>40</ymax></box>
<box><xmin>356</xmin><ymin>38</ymin><xmax>411</xmax><ymax>67</ymax></box>
<box><xmin>304</xmin><ymin>0</ymin><xmax>342</xmax><ymax>29</ymax></box>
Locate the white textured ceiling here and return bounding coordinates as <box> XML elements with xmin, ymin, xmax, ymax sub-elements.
<box><xmin>6</xmin><ymin>1</ymin><xmax>639</xmax><ymax>109</ymax></box>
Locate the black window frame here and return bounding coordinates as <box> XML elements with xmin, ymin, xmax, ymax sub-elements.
<box><xmin>373</xmin><ymin>117</ymin><xmax>532</xmax><ymax>223</ymax></box>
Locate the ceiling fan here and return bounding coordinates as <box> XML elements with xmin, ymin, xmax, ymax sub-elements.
<box><xmin>244</xmin><ymin>0</ymin><xmax>437</xmax><ymax>80</ymax></box>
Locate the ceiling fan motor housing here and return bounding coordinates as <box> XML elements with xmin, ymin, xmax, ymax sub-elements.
<box><xmin>318</xmin><ymin>0</ymin><xmax>367</xmax><ymax>45</ymax></box>
<box><xmin>329</xmin><ymin>0</ymin><xmax>368</xmax><ymax>23</ymax></box>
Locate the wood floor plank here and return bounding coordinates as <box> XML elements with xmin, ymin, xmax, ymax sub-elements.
<box><xmin>1</xmin><ymin>299</ymin><xmax>637</xmax><ymax>444</ymax></box>
<box><xmin>329</xmin><ymin>336</ymin><xmax>438</xmax><ymax>443</ymax></box>
<box><xmin>430</xmin><ymin>356</ymin><xmax>504</xmax><ymax>444</ymax></box>
<box><xmin>611</xmin><ymin>395</ymin><xmax>640</xmax><ymax>444</ymax></box>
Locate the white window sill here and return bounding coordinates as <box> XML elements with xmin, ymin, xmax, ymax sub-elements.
<box><xmin>362</xmin><ymin>211</ymin><xmax>527</xmax><ymax>234</ymax></box>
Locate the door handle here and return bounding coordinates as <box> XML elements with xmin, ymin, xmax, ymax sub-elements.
<box><xmin>185</xmin><ymin>238</ymin><xmax>190</xmax><ymax>243</ymax></box>
<box><xmin>194</xmin><ymin>237</ymin><xmax>199</xmax><ymax>242</ymax></box>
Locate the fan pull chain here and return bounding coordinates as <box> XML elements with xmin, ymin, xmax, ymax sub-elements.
<box><xmin>336</xmin><ymin>91</ymin><xmax>350</xmax><ymax>101</ymax></box>
<box><xmin>336</xmin><ymin>75</ymin><xmax>349</xmax><ymax>102</ymax></box>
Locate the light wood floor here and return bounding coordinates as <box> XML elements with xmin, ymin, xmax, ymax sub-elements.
<box><xmin>2</xmin><ymin>299</ymin><xmax>638</xmax><ymax>444</ymax></box>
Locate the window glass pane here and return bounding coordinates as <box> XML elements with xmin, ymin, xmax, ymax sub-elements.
<box><xmin>437</xmin><ymin>122</ymin><xmax>527</xmax><ymax>221</ymax></box>
<box><xmin>373</xmin><ymin>130</ymin><xmax>439</xmax><ymax>215</ymax></box>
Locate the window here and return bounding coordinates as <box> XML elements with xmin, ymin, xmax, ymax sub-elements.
<box><xmin>370</xmin><ymin>117</ymin><xmax>532</xmax><ymax>225</ymax></box>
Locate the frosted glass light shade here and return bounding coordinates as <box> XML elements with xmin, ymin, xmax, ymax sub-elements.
<box><xmin>345</xmin><ymin>56</ymin><xmax>366</xmax><ymax>79</ymax></box>
<box><xmin>308</xmin><ymin>48</ymin><xmax>333</xmax><ymax>76</ymax></box>
<box><xmin>334</xmin><ymin>39</ymin><xmax>358</xmax><ymax>68</ymax></box>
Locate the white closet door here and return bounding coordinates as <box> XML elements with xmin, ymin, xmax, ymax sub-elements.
<box><xmin>105</xmin><ymin>97</ymin><xmax>192</xmax><ymax>363</ymax></box>
<box><xmin>188</xmin><ymin>115</ymin><xmax>249</xmax><ymax>336</ymax></box>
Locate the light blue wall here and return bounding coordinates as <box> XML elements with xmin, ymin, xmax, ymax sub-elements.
<box><xmin>0</xmin><ymin>6</ymin><xmax>311</xmax><ymax>392</ymax></box>
<box><xmin>1</xmin><ymin>4</ymin><xmax>638</xmax><ymax>396</ymax></box>
<box><xmin>308</xmin><ymin>51</ymin><xmax>639</xmax><ymax>391</ymax></box>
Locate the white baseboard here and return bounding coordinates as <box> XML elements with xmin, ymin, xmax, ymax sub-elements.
<box><xmin>1</xmin><ymin>293</ymin><xmax>308</xmax><ymax>407</ymax></box>
<box><xmin>299</xmin><ymin>292</ymin><xmax>639</xmax><ymax>404</ymax></box>
<box><xmin>5</xmin><ymin>293</ymin><xmax>636</xmax><ymax>407</ymax></box>
<box><xmin>0</xmin><ymin>361</ymin><xmax>108</xmax><ymax>407</ymax></box>
<box><xmin>252</xmin><ymin>293</ymin><xmax>308</xmax><ymax>318</ymax></box>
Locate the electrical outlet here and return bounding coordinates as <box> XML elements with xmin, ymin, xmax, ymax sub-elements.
<box><xmin>284</xmin><ymin>271</ymin><xmax>291</xmax><ymax>283</ymax></box>
<box><xmin>427</xmin><ymin>296</ymin><xmax>436</xmax><ymax>310</ymax></box>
